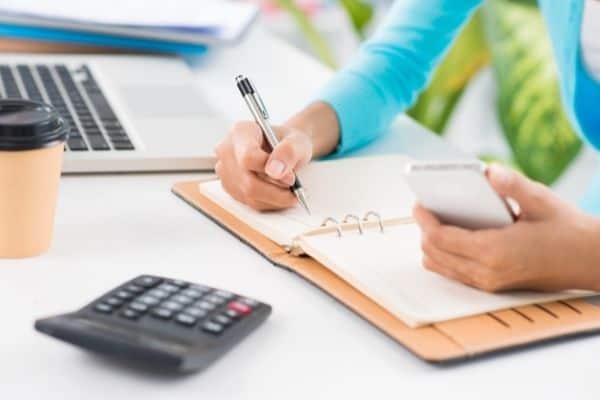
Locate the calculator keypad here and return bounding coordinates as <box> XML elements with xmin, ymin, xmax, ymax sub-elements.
<box><xmin>92</xmin><ymin>276</ymin><xmax>259</xmax><ymax>335</ymax></box>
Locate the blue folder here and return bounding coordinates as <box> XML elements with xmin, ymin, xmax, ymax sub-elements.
<box><xmin>0</xmin><ymin>23</ymin><xmax>207</xmax><ymax>55</ymax></box>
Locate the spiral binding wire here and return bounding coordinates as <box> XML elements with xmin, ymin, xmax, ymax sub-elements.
<box><xmin>363</xmin><ymin>211</ymin><xmax>384</xmax><ymax>233</ymax></box>
<box><xmin>342</xmin><ymin>214</ymin><xmax>364</xmax><ymax>234</ymax></box>
<box><xmin>321</xmin><ymin>217</ymin><xmax>343</xmax><ymax>237</ymax></box>
<box><xmin>320</xmin><ymin>211</ymin><xmax>384</xmax><ymax>237</ymax></box>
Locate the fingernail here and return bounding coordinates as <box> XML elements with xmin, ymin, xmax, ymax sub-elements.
<box><xmin>282</xmin><ymin>173</ymin><xmax>295</xmax><ymax>186</ymax></box>
<box><xmin>489</xmin><ymin>164</ymin><xmax>511</xmax><ymax>185</ymax></box>
<box><xmin>266</xmin><ymin>159</ymin><xmax>285</xmax><ymax>178</ymax></box>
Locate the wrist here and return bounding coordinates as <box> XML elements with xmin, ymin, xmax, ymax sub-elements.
<box><xmin>570</xmin><ymin>215</ymin><xmax>600</xmax><ymax>291</ymax></box>
<box><xmin>586</xmin><ymin>217</ymin><xmax>600</xmax><ymax>291</ymax></box>
<box><xmin>285</xmin><ymin>102</ymin><xmax>340</xmax><ymax>158</ymax></box>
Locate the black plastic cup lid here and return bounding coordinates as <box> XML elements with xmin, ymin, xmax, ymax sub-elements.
<box><xmin>0</xmin><ymin>99</ymin><xmax>69</xmax><ymax>151</ymax></box>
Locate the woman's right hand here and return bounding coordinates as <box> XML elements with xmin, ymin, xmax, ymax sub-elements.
<box><xmin>214</xmin><ymin>121</ymin><xmax>313</xmax><ymax>211</ymax></box>
<box><xmin>214</xmin><ymin>102</ymin><xmax>341</xmax><ymax>211</ymax></box>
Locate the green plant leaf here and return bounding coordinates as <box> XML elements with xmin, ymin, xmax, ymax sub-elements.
<box><xmin>482</xmin><ymin>0</ymin><xmax>581</xmax><ymax>185</ymax></box>
<box><xmin>339</xmin><ymin>0</ymin><xmax>374</xmax><ymax>39</ymax></box>
<box><xmin>407</xmin><ymin>12</ymin><xmax>490</xmax><ymax>134</ymax></box>
<box><xmin>273</xmin><ymin>0</ymin><xmax>337</xmax><ymax>68</ymax></box>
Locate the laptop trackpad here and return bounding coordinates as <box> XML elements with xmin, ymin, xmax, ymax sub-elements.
<box><xmin>117</xmin><ymin>85</ymin><xmax>211</xmax><ymax>117</ymax></box>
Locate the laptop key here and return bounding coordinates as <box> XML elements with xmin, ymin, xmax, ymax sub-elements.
<box><xmin>69</xmin><ymin>128</ymin><xmax>82</xmax><ymax>138</ymax></box>
<box><xmin>113</xmin><ymin>141</ymin><xmax>135</xmax><ymax>151</ymax></box>
<box><xmin>67</xmin><ymin>137</ymin><xmax>88</xmax><ymax>151</ymax></box>
<box><xmin>87</xmin><ymin>135</ymin><xmax>110</xmax><ymax>151</ymax></box>
<box><xmin>107</xmin><ymin>133</ymin><xmax>130</xmax><ymax>142</ymax></box>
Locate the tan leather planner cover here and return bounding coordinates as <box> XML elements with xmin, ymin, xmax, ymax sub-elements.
<box><xmin>173</xmin><ymin>179</ymin><xmax>600</xmax><ymax>362</ymax></box>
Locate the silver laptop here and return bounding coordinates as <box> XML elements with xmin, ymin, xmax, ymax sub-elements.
<box><xmin>0</xmin><ymin>54</ymin><xmax>229</xmax><ymax>173</ymax></box>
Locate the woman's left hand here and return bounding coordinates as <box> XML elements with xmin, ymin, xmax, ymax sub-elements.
<box><xmin>413</xmin><ymin>164</ymin><xmax>600</xmax><ymax>293</ymax></box>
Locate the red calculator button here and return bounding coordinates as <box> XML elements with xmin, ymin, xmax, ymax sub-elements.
<box><xmin>228</xmin><ymin>301</ymin><xmax>252</xmax><ymax>315</ymax></box>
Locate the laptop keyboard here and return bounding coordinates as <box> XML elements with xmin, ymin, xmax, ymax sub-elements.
<box><xmin>0</xmin><ymin>64</ymin><xmax>134</xmax><ymax>152</ymax></box>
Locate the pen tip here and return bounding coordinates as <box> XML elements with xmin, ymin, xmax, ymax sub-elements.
<box><xmin>296</xmin><ymin>190</ymin><xmax>311</xmax><ymax>215</ymax></box>
<box><xmin>302</xmin><ymin>204</ymin><xmax>312</xmax><ymax>216</ymax></box>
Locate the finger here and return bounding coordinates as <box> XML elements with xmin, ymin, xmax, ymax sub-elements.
<box><xmin>423</xmin><ymin>240</ymin><xmax>481</xmax><ymax>280</ymax></box>
<box><xmin>239</xmin><ymin>172</ymin><xmax>297</xmax><ymax>208</ymax></box>
<box><xmin>265</xmin><ymin>133</ymin><xmax>312</xmax><ymax>180</ymax></box>
<box><xmin>246</xmin><ymin>199</ymin><xmax>292</xmax><ymax>212</ymax></box>
<box><xmin>280</xmin><ymin>172</ymin><xmax>296</xmax><ymax>186</ymax></box>
<box><xmin>256</xmin><ymin>172</ymin><xmax>294</xmax><ymax>189</ymax></box>
<box><xmin>422</xmin><ymin>246</ymin><xmax>487</xmax><ymax>290</ymax></box>
<box><xmin>422</xmin><ymin>255</ymin><xmax>478</xmax><ymax>288</ymax></box>
<box><xmin>486</xmin><ymin>163</ymin><xmax>555</xmax><ymax>220</ymax></box>
<box><xmin>220</xmin><ymin>173</ymin><xmax>295</xmax><ymax>211</ymax></box>
<box><xmin>231</xmin><ymin>122</ymin><xmax>270</xmax><ymax>173</ymax></box>
<box><xmin>227</xmin><ymin>187</ymin><xmax>286</xmax><ymax>212</ymax></box>
<box><xmin>414</xmin><ymin>204</ymin><xmax>482</xmax><ymax>259</ymax></box>
<box><xmin>413</xmin><ymin>204</ymin><xmax>441</xmax><ymax>231</ymax></box>
<box><xmin>214</xmin><ymin>160</ymin><xmax>223</xmax><ymax>177</ymax></box>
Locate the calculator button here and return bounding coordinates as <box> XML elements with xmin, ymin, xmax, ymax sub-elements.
<box><xmin>115</xmin><ymin>290</ymin><xmax>134</xmax><ymax>300</ymax></box>
<box><xmin>214</xmin><ymin>290</ymin><xmax>235</xmax><ymax>300</ymax></box>
<box><xmin>125</xmin><ymin>284</ymin><xmax>145</xmax><ymax>294</ymax></box>
<box><xmin>134</xmin><ymin>276</ymin><xmax>162</xmax><ymax>288</ymax></box>
<box><xmin>129</xmin><ymin>302</ymin><xmax>149</xmax><ymax>313</ymax></box>
<box><xmin>172</xmin><ymin>295</ymin><xmax>193</xmax><ymax>305</ymax></box>
<box><xmin>120</xmin><ymin>309</ymin><xmax>140</xmax><ymax>320</ymax></box>
<box><xmin>151</xmin><ymin>308</ymin><xmax>173</xmax><ymax>320</ymax></box>
<box><xmin>180</xmin><ymin>289</ymin><xmax>203</xmax><ymax>299</ymax></box>
<box><xmin>202</xmin><ymin>321</ymin><xmax>224</xmax><ymax>335</ymax></box>
<box><xmin>239</xmin><ymin>298</ymin><xmax>260</xmax><ymax>308</ymax></box>
<box><xmin>183</xmin><ymin>307</ymin><xmax>207</xmax><ymax>319</ymax></box>
<box><xmin>147</xmin><ymin>289</ymin><xmax>170</xmax><ymax>299</ymax></box>
<box><xmin>224</xmin><ymin>309</ymin><xmax>241</xmax><ymax>319</ymax></box>
<box><xmin>196</xmin><ymin>301</ymin><xmax>216</xmax><ymax>311</ymax></box>
<box><xmin>94</xmin><ymin>303</ymin><xmax>113</xmax><ymax>313</ymax></box>
<box><xmin>158</xmin><ymin>283</ymin><xmax>180</xmax><ymax>293</ymax></box>
<box><xmin>205</xmin><ymin>294</ymin><xmax>226</xmax><ymax>305</ymax></box>
<box><xmin>138</xmin><ymin>296</ymin><xmax>160</xmax><ymax>306</ymax></box>
<box><xmin>105</xmin><ymin>297</ymin><xmax>124</xmax><ymax>307</ymax></box>
<box><xmin>170</xmin><ymin>279</ymin><xmax>189</xmax><ymax>288</ymax></box>
<box><xmin>175</xmin><ymin>314</ymin><xmax>197</xmax><ymax>327</ymax></box>
<box><xmin>189</xmin><ymin>284</ymin><xmax>212</xmax><ymax>294</ymax></box>
<box><xmin>162</xmin><ymin>301</ymin><xmax>184</xmax><ymax>311</ymax></box>
<box><xmin>228</xmin><ymin>301</ymin><xmax>251</xmax><ymax>315</ymax></box>
<box><xmin>212</xmin><ymin>314</ymin><xmax>232</xmax><ymax>326</ymax></box>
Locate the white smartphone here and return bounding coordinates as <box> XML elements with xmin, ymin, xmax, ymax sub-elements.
<box><xmin>404</xmin><ymin>161</ymin><xmax>516</xmax><ymax>230</ymax></box>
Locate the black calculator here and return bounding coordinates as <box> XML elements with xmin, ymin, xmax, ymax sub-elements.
<box><xmin>34</xmin><ymin>275</ymin><xmax>272</xmax><ymax>373</ymax></box>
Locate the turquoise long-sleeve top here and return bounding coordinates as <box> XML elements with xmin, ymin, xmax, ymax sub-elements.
<box><xmin>317</xmin><ymin>0</ymin><xmax>600</xmax><ymax>214</ymax></box>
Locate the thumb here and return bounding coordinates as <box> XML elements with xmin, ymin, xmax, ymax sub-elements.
<box><xmin>487</xmin><ymin>163</ymin><xmax>554</xmax><ymax>219</ymax></box>
<box><xmin>265</xmin><ymin>131</ymin><xmax>312</xmax><ymax>181</ymax></box>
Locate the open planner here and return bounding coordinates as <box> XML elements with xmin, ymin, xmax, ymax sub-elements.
<box><xmin>173</xmin><ymin>155</ymin><xmax>600</xmax><ymax>362</ymax></box>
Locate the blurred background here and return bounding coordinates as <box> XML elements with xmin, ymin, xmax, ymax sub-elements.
<box><xmin>253</xmin><ymin>0</ymin><xmax>599</xmax><ymax>203</ymax></box>
<box><xmin>4</xmin><ymin>0</ymin><xmax>595</xmax><ymax>202</ymax></box>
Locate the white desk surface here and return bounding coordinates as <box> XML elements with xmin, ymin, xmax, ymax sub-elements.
<box><xmin>1</xmin><ymin>27</ymin><xmax>599</xmax><ymax>399</ymax></box>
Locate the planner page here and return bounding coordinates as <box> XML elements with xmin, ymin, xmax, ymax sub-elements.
<box><xmin>297</xmin><ymin>222</ymin><xmax>590</xmax><ymax>327</ymax></box>
<box><xmin>199</xmin><ymin>155</ymin><xmax>416</xmax><ymax>246</ymax></box>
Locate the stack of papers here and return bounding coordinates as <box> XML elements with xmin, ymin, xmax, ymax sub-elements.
<box><xmin>0</xmin><ymin>0</ymin><xmax>259</xmax><ymax>52</ymax></box>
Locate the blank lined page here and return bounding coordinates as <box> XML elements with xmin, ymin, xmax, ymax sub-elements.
<box><xmin>199</xmin><ymin>155</ymin><xmax>416</xmax><ymax>246</ymax></box>
<box><xmin>298</xmin><ymin>223</ymin><xmax>589</xmax><ymax>327</ymax></box>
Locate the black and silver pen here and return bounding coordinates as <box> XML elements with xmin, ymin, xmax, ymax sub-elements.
<box><xmin>235</xmin><ymin>75</ymin><xmax>311</xmax><ymax>215</ymax></box>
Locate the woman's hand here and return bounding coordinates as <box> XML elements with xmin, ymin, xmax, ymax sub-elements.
<box><xmin>214</xmin><ymin>102</ymin><xmax>340</xmax><ymax>211</ymax></box>
<box><xmin>413</xmin><ymin>164</ymin><xmax>600</xmax><ymax>292</ymax></box>
<box><xmin>214</xmin><ymin>122</ymin><xmax>311</xmax><ymax>211</ymax></box>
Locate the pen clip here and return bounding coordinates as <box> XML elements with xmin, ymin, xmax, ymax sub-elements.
<box><xmin>248</xmin><ymin>79</ymin><xmax>269</xmax><ymax>120</ymax></box>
